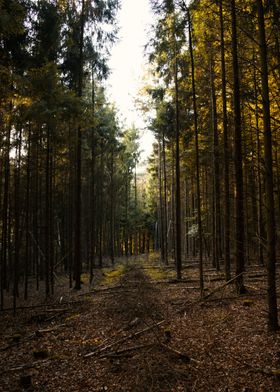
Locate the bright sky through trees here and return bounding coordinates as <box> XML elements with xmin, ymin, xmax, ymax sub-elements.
<box><xmin>107</xmin><ymin>0</ymin><xmax>155</xmax><ymax>163</ymax></box>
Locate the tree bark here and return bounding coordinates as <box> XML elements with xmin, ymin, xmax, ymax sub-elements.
<box><xmin>256</xmin><ymin>0</ymin><xmax>279</xmax><ymax>331</ymax></box>
<box><xmin>219</xmin><ymin>0</ymin><xmax>231</xmax><ymax>281</ymax></box>
<box><xmin>188</xmin><ymin>8</ymin><xmax>204</xmax><ymax>295</ymax></box>
<box><xmin>210</xmin><ymin>55</ymin><xmax>221</xmax><ymax>271</ymax></box>
<box><xmin>174</xmin><ymin>51</ymin><xmax>182</xmax><ymax>280</ymax></box>
<box><xmin>230</xmin><ymin>0</ymin><xmax>246</xmax><ymax>294</ymax></box>
<box><xmin>74</xmin><ymin>0</ymin><xmax>85</xmax><ymax>289</ymax></box>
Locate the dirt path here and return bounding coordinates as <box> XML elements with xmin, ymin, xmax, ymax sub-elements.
<box><xmin>0</xmin><ymin>258</ymin><xmax>280</xmax><ymax>391</ymax></box>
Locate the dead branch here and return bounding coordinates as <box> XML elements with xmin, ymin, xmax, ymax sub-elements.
<box><xmin>1</xmin><ymin>359</ymin><xmax>50</xmax><ymax>375</ymax></box>
<box><xmin>36</xmin><ymin>324</ymin><xmax>66</xmax><ymax>334</ymax></box>
<box><xmin>160</xmin><ymin>343</ymin><xmax>191</xmax><ymax>363</ymax></box>
<box><xmin>84</xmin><ymin>320</ymin><xmax>165</xmax><ymax>358</ymax></box>
<box><xmin>99</xmin><ymin>343</ymin><xmax>155</xmax><ymax>358</ymax></box>
<box><xmin>77</xmin><ymin>286</ymin><xmax>124</xmax><ymax>296</ymax></box>
<box><xmin>0</xmin><ymin>300</ymin><xmax>85</xmax><ymax>312</ymax></box>
<box><xmin>201</xmin><ymin>272</ymin><xmax>244</xmax><ymax>301</ymax></box>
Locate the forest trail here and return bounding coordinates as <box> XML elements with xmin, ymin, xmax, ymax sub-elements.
<box><xmin>0</xmin><ymin>257</ymin><xmax>280</xmax><ymax>391</ymax></box>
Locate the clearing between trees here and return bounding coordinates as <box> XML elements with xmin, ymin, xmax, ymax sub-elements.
<box><xmin>1</xmin><ymin>255</ymin><xmax>280</xmax><ymax>391</ymax></box>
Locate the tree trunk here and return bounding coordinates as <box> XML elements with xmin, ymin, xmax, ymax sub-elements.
<box><xmin>13</xmin><ymin>127</ymin><xmax>22</xmax><ymax>313</ymax></box>
<box><xmin>210</xmin><ymin>55</ymin><xmax>221</xmax><ymax>271</ymax></box>
<box><xmin>45</xmin><ymin>125</ymin><xmax>51</xmax><ymax>297</ymax></box>
<box><xmin>74</xmin><ymin>0</ymin><xmax>85</xmax><ymax>289</ymax></box>
<box><xmin>1</xmin><ymin>119</ymin><xmax>11</xmax><ymax>308</ymax></box>
<box><xmin>174</xmin><ymin>55</ymin><xmax>182</xmax><ymax>280</ymax></box>
<box><xmin>256</xmin><ymin>0</ymin><xmax>279</xmax><ymax>331</ymax></box>
<box><xmin>24</xmin><ymin>127</ymin><xmax>30</xmax><ymax>300</ymax></box>
<box><xmin>219</xmin><ymin>0</ymin><xmax>231</xmax><ymax>281</ymax></box>
<box><xmin>110</xmin><ymin>150</ymin><xmax>115</xmax><ymax>265</ymax></box>
<box><xmin>188</xmin><ymin>8</ymin><xmax>204</xmax><ymax>295</ymax></box>
<box><xmin>230</xmin><ymin>0</ymin><xmax>246</xmax><ymax>294</ymax></box>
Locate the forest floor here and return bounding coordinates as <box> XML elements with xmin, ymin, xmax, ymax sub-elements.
<box><xmin>0</xmin><ymin>254</ymin><xmax>280</xmax><ymax>392</ymax></box>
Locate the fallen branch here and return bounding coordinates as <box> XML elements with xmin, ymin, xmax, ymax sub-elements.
<box><xmin>215</xmin><ymin>346</ymin><xmax>280</xmax><ymax>378</ymax></box>
<box><xmin>201</xmin><ymin>272</ymin><xmax>244</xmax><ymax>301</ymax></box>
<box><xmin>203</xmin><ymin>292</ymin><xmax>264</xmax><ymax>304</ymax></box>
<box><xmin>1</xmin><ymin>359</ymin><xmax>50</xmax><ymax>375</ymax></box>
<box><xmin>99</xmin><ymin>343</ymin><xmax>155</xmax><ymax>358</ymax></box>
<box><xmin>247</xmin><ymin>273</ymin><xmax>266</xmax><ymax>279</ymax></box>
<box><xmin>175</xmin><ymin>272</ymin><xmax>244</xmax><ymax>314</ymax></box>
<box><xmin>36</xmin><ymin>324</ymin><xmax>66</xmax><ymax>335</ymax></box>
<box><xmin>252</xmin><ymin>368</ymin><xmax>280</xmax><ymax>377</ymax></box>
<box><xmin>160</xmin><ymin>343</ymin><xmax>191</xmax><ymax>363</ymax></box>
<box><xmin>0</xmin><ymin>322</ymin><xmax>67</xmax><ymax>352</ymax></box>
<box><xmin>84</xmin><ymin>320</ymin><xmax>165</xmax><ymax>358</ymax></box>
<box><xmin>0</xmin><ymin>300</ymin><xmax>86</xmax><ymax>312</ymax></box>
<box><xmin>78</xmin><ymin>286</ymin><xmax>124</xmax><ymax>296</ymax></box>
<box><xmin>0</xmin><ymin>331</ymin><xmax>39</xmax><ymax>352</ymax></box>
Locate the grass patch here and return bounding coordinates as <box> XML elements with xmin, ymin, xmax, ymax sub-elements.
<box><xmin>146</xmin><ymin>267</ymin><xmax>166</xmax><ymax>280</ymax></box>
<box><xmin>138</xmin><ymin>254</ymin><xmax>176</xmax><ymax>281</ymax></box>
<box><xmin>102</xmin><ymin>263</ymin><xmax>126</xmax><ymax>285</ymax></box>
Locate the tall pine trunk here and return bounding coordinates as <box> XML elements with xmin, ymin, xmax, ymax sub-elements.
<box><xmin>210</xmin><ymin>55</ymin><xmax>221</xmax><ymax>271</ymax></box>
<box><xmin>256</xmin><ymin>0</ymin><xmax>279</xmax><ymax>331</ymax></box>
<box><xmin>219</xmin><ymin>0</ymin><xmax>231</xmax><ymax>281</ymax></box>
<box><xmin>188</xmin><ymin>9</ymin><xmax>204</xmax><ymax>295</ymax></box>
<box><xmin>231</xmin><ymin>0</ymin><xmax>246</xmax><ymax>294</ymax></box>
<box><xmin>74</xmin><ymin>0</ymin><xmax>85</xmax><ymax>289</ymax></box>
<box><xmin>174</xmin><ymin>54</ymin><xmax>182</xmax><ymax>280</ymax></box>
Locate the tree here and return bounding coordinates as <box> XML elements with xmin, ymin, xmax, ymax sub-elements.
<box><xmin>149</xmin><ymin>0</ymin><xmax>188</xmax><ymax>279</ymax></box>
<box><xmin>219</xmin><ymin>0</ymin><xmax>231</xmax><ymax>281</ymax></box>
<box><xmin>230</xmin><ymin>0</ymin><xmax>246</xmax><ymax>294</ymax></box>
<box><xmin>187</xmin><ymin>7</ymin><xmax>204</xmax><ymax>295</ymax></box>
<box><xmin>256</xmin><ymin>0</ymin><xmax>279</xmax><ymax>331</ymax></box>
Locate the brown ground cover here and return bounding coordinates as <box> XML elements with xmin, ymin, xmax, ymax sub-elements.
<box><xmin>0</xmin><ymin>255</ymin><xmax>280</xmax><ymax>391</ymax></box>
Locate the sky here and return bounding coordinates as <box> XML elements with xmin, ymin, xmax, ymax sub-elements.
<box><xmin>106</xmin><ymin>0</ymin><xmax>155</xmax><ymax>164</ymax></box>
